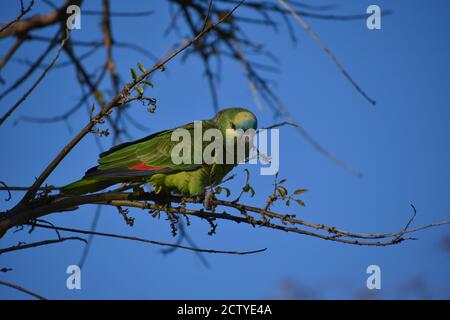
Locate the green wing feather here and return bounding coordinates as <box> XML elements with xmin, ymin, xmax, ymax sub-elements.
<box><xmin>61</xmin><ymin>120</ymin><xmax>218</xmax><ymax>195</ymax></box>
<box><xmin>97</xmin><ymin>121</ymin><xmax>216</xmax><ymax>171</ymax></box>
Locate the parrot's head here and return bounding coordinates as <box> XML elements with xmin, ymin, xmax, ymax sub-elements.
<box><xmin>213</xmin><ymin>107</ymin><xmax>258</xmax><ymax>138</ymax></box>
<box><xmin>212</xmin><ymin>108</ymin><xmax>258</xmax><ymax>163</ymax></box>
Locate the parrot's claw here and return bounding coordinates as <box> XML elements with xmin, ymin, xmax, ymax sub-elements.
<box><xmin>151</xmin><ymin>189</ymin><xmax>171</xmax><ymax>206</ymax></box>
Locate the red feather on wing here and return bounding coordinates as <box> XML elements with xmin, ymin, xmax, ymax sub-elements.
<box><xmin>129</xmin><ymin>162</ymin><xmax>169</xmax><ymax>171</ymax></box>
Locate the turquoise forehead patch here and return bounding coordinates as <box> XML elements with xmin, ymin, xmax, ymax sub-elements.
<box><xmin>234</xmin><ymin>112</ymin><xmax>257</xmax><ymax>129</ymax></box>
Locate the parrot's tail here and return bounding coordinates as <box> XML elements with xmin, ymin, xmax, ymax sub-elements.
<box><xmin>60</xmin><ymin>178</ymin><xmax>115</xmax><ymax>195</ymax></box>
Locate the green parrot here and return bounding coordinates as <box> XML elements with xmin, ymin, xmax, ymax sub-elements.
<box><xmin>61</xmin><ymin>108</ymin><xmax>258</xmax><ymax>196</ymax></box>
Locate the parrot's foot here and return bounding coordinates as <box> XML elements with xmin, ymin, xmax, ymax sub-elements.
<box><xmin>151</xmin><ymin>189</ymin><xmax>172</xmax><ymax>206</ymax></box>
<box><xmin>146</xmin><ymin>188</ymin><xmax>173</xmax><ymax>219</ymax></box>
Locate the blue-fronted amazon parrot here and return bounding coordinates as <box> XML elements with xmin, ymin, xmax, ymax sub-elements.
<box><xmin>61</xmin><ymin>108</ymin><xmax>258</xmax><ymax>196</ymax></box>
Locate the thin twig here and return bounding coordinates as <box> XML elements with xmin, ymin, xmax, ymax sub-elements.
<box><xmin>30</xmin><ymin>222</ymin><xmax>267</xmax><ymax>255</ymax></box>
<box><xmin>0</xmin><ymin>186</ymin><xmax>59</xmax><ymax>191</ymax></box>
<box><xmin>278</xmin><ymin>0</ymin><xmax>376</xmax><ymax>105</ymax></box>
<box><xmin>0</xmin><ymin>181</ymin><xmax>12</xmax><ymax>201</ymax></box>
<box><xmin>0</xmin><ymin>30</ymin><xmax>70</xmax><ymax>126</ymax></box>
<box><xmin>0</xmin><ymin>280</ymin><xmax>47</xmax><ymax>300</ymax></box>
<box><xmin>0</xmin><ymin>236</ymin><xmax>86</xmax><ymax>255</ymax></box>
<box><xmin>82</xmin><ymin>10</ymin><xmax>154</xmax><ymax>17</ymax></box>
<box><xmin>0</xmin><ymin>0</ymin><xmax>35</xmax><ymax>33</ymax></box>
<box><xmin>0</xmin><ymin>36</ymin><xmax>26</xmax><ymax>72</ymax></box>
<box><xmin>261</xmin><ymin>121</ymin><xmax>298</xmax><ymax>130</ymax></box>
<box><xmin>0</xmin><ymin>0</ymin><xmax>82</xmax><ymax>38</ymax></box>
<box><xmin>0</xmin><ymin>30</ymin><xmax>60</xmax><ymax>101</ymax></box>
<box><xmin>78</xmin><ymin>206</ymin><xmax>101</xmax><ymax>268</ymax></box>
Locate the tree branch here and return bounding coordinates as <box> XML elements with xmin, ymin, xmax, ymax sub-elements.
<box><xmin>0</xmin><ymin>0</ymin><xmax>81</xmax><ymax>38</ymax></box>
<box><xmin>0</xmin><ymin>236</ymin><xmax>86</xmax><ymax>255</ymax></box>
<box><xmin>0</xmin><ymin>0</ymin><xmax>35</xmax><ymax>33</ymax></box>
<box><xmin>1</xmin><ymin>190</ymin><xmax>448</xmax><ymax>246</ymax></box>
<box><xmin>29</xmin><ymin>222</ymin><xmax>267</xmax><ymax>255</ymax></box>
<box><xmin>0</xmin><ymin>29</ymin><xmax>69</xmax><ymax>126</ymax></box>
<box><xmin>0</xmin><ymin>280</ymin><xmax>46</xmax><ymax>300</ymax></box>
<box><xmin>278</xmin><ymin>0</ymin><xmax>376</xmax><ymax>105</ymax></box>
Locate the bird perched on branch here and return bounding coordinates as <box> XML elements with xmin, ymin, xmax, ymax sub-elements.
<box><xmin>61</xmin><ymin>108</ymin><xmax>258</xmax><ymax>196</ymax></box>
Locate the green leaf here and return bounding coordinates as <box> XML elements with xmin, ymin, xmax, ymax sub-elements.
<box><xmin>91</xmin><ymin>104</ymin><xmax>95</xmax><ymax>113</ymax></box>
<box><xmin>215</xmin><ymin>186</ymin><xmax>222</xmax><ymax>195</ymax></box>
<box><xmin>134</xmin><ymin>86</ymin><xmax>144</xmax><ymax>95</ymax></box>
<box><xmin>137</xmin><ymin>63</ymin><xmax>146</xmax><ymax>73</ymax></box>
<box><xmin>143</xmin><ymin>80</ymin><xmax>154</xmax><ymax>88</ymax></box>
<box><xmin>294</xmin><ymin>188</ymin><xmax>308</xmax><ymax>195</ymax></box>
<box><xmin>94</xmin><ymin>91</ymin><xmax>103</xmax><ymax>102</ymax></box>
<box><xmin>279</xmin><ymin>178</ymin><xmax>287</xmax><ymax>184</ymax></box>
<box><xmin>295</xmin><ymin>199</ymin><xmax>305</xmax><ymax>207</ymax></box>
<box><xmin>243</xmin><ymin>184</ymin><xmax>250</xmax><ymax>192</ymax></box>
<box><xmin>286</xmin><ymin>199</ymin><xmax>291</xmax><ymax>206</ymax></box>
<box><xmin>277</xmin><ymin>186</ymin><xmax>288</xmax><ymax>199</ymax></box>
<box><xmin>130</xmin><ymin>68</ymin><xmax>137</xmax><ymax>80</ymax></box>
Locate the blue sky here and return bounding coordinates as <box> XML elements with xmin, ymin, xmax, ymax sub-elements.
<box><xmin>0</xmin><ymin>0</ymin><xmax>449</xmax><ymax>299</ymax></box>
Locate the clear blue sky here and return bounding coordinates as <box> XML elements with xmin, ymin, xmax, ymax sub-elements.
<box><xmin>1</xmin><ymin>0</ymin><xmax>449</xmax><ymax>299</ymax></box>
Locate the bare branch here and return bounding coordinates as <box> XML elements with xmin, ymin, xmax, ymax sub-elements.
<box><xmin>0</xmin><ymin>0</ymin><xmax>81</xmax><ymax>38</ymax></box>
<box><xmin>0</xmin><ymin>181</ymin><xmax>12</xmax><ymax>201</ymax></box>
<box><xmin>0</xmin><ymin>280</ymin><xmax>47</xmax><ymax>300</ymax></box>
<box><xmin>0</xmin><ymin>30</ymin><xmax>60</xmax><ymax>102</ymax></box>
<box><xmin>82</xmin><ymin>10</ymin><xmax>154</xmax><ymax>17</ymax></box>
<box><xmin>78</xmin><ymin>206</ymin><xmax>101</xmax><ymax>268</ymax></box>
<box><xmin>0</xmin><ymin>236</ymin><xmax>86</xmax><ymax>255</ymax></box>
<box><xmin>0</xmin><ymin>0</ymin><xmax>35</xmax><ymax>33</ymax></box>
<box><xmin>1</xmin><ymin>190</ymin><xmax>448</xmax><ymax>246</ymax></box>
<box><xmin>278</xmin><ymin>0</ymin><xmax>376</xmax><ymax>105</ymax></box>
<box><xmin>0</xmin><ymin>29</ymin><xmax>69</xmax><ymax>126</ymax></box>
<box><xmin>30</xmin><ymin>222</ymin><xmax>267</xmax><ymax>255</ymax></box>
<box><xmin>260</xmin><ymin>121</ymin><xmax>298</xmax><ymax>130</ymax></box>
<box><xmin>0</xmin><ymin>36</ymin><xmax>26</xmax><ymax>73</ymax></box>
<box><xmin>0</xmin><ymin>185</ymin><xmax>59</xmax><ymax>192</ymax></box>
